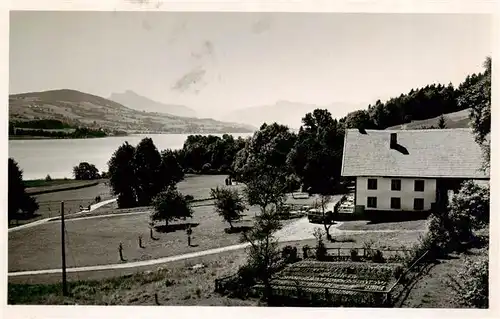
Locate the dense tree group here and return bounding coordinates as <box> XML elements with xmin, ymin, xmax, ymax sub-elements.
<box><xmin>178</xmin><ymin>134</ymin><xmax>248</xmax><ymax>174</ymax></box>
<box><xmin>287</xmin><ymin>109</ymin><xmax>345</xmax><ymax>195</ymax></box>
<box><xmin>108</xmin><ymin>138</ymin><xmax>184</xmax><ymax>208</ymax></box>
<box><xmin>73</xmin><ymin>162</ymin><xmax>100</xmax><ymax>180</ymax></box>
<box><xmin>232</xmin><ymin>123</ymin><xmax>299</xmax><ymax>198</ymax></box>
<box><xmin>341</xmin><ymin>58</ymin><xmax>490</xmax><ymax>131</ymax></box>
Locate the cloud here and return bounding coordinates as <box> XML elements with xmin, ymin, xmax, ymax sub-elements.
<box><xmin>171</xmin><ymin>66</ymin><xmax>207</xmax><ymax>93</ymax></box>
<box><xmin>191</xmin><ymin>41</ymin><xmax>214</xmax><ymax>60</ymax></box>
<box><xmin>252</xmin><ymin>17</ymin><xmax>272</xmax><ymax>35</ymax></box>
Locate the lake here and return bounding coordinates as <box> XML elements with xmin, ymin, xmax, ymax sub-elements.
<box><xmin>8</xmin><ymin>133</ymin><xmax>253</xmax><ymax>180</ymax></box>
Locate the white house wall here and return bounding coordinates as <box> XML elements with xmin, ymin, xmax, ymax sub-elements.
<box><xmin>356</xmin><ymin>177</ymin><xmax>437</xmax><ymax>211</ymax></box>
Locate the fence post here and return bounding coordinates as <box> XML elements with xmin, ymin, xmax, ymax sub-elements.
<box><xmin>338</xmin><ymin>248</ymin><xmax>340</xmax><ymax>256</ymax></box>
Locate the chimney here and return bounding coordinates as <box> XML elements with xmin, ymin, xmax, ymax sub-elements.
<box><xmin>390</xmin><ymin>133</ymin><xmax>397</xmax><ymax>148</ymax></box>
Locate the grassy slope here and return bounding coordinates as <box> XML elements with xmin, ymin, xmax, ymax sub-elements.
<box><xmin>400</xmin><ymin>247</ymin><xmax>487</xmax><ymax>308</ymax></box>
<box><xmin>8</xmin><ymin>249</ymin><xmax>258</xmax><ymax>306</ymax></box>
<box><xmin>385</xmin><ymin>109</ymin><xmax>471</xmax><ymax>130</ymax></box>
<box><xmin>24</xmin><ymin>178</ymin><xmax>83</xmax><ymax>189</ymax></box>
<box><xmin>9</xmin><ymin>181</ymin><xmax>113</xmax><ymax>227</ymax></box>
<box><xmin>9</xmin><ymin>89</ymin><xmax>254</xmax><ymax>133</ymax></box>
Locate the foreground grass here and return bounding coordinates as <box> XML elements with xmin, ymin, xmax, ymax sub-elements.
<box><xmin>400</xmin><ymin>246</ymin><xmax>488</xmax><ymax>308</ymax></box>
<box><xmin>8</xmin><ymin>249</ymin><xmax>258</xmax><ymax>306</ymax></box>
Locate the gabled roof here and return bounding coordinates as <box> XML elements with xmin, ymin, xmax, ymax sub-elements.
<box><xmin>341</xmin><ymin>128</ymin><xmax>489</xmax><ymax>179</ymax></box>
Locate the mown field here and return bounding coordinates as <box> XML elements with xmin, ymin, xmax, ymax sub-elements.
<box><xmin>24</xmin><ymin>178</ymin><xmax>85</xmax><ymax>189</ymax></box>
<box><xmin>9</xmin><ymin>174</ymin><xmax>323</xmax><ymax>272</ymax></box>
<box><xmin>8</xmin><ymin>204</ymin><xmax>258</xmax><ymax>272</ymax></box>
<box><xmin>8</xmin><ymin>227</ymin><xmax>426</xmax><ymax>305</ymax></box>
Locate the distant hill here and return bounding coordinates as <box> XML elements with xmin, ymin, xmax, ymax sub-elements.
<box><xmin>385</xmin><ymin>108</ymin><xmax>472</xmax><ymax>130</ymax></box>
<box><xmin>223</xmin><ymin>100</ymin><xmax>365</xmax><ymax>129</ymax></box>
<box><xmin>9</xmin><ymin>89</ymin><xmax>255</xmax><ymax>134</ymax></box>
<box><xmin>109</xmin><ymin>90</ymin><xmax>197</xmax><ymax>118</ymax></box>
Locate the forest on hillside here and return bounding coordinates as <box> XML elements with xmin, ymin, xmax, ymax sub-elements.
<box><xmin>340</xmin><ymin>61</ymin><xmax>490</xmax><ymax>130</ymax></box>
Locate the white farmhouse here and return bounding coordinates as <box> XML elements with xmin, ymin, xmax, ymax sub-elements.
<box><xmin>340</xmin><ymin>128</ymin><xmax>489</xmax><ymax>218</ymax></box>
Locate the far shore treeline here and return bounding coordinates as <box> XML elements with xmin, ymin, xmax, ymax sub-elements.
<box><xmin>9</xmin><ymin>119</ymin><xmax>127</xmax><ymax>139</ymax></box>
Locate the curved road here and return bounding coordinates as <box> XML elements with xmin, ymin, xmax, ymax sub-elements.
<box><xmin>8</xmin><ymin>214</ymin><xmax>425</xmax><ymax>277</ymax></box>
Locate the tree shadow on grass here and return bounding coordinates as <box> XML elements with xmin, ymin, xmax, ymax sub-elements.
<box><xmin>12</xmin><ymin>213</ymin><xmax>42</xmax><ymax>222</ymax></box>
<box><xmin>154</xmin><ymin>222</ymin><xmax>200</xmax><ymax>233</ymax></box>
<box><xmin>366</xmin><ymin>215</ymin><xmax>428</xmax><ymax>224</ymax></box>
<box><xmin>329</xmin><ymin>237</ymin><xmax>356</xmax><ymax>243</ymax></box>
<box><xmin>224</xmin><ymin>226</ymin><xmax>252</xmax><ymax>234</ymax></box>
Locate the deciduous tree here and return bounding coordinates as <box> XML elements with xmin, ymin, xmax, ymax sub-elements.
<box><xmin>287</xmin><ymin>109</ymin><xmax>344</xmax><ymax>195</ymax></box>
<box><xmin>73</xmin><ymin>162</ymin><xmax>100</xmax><ymax>180</ymax></box>
<box><xmin>151</xmin><ymin>187</ymin><xmax>193</xmax><ymax>227</ymax></box>
<box><xmin>133</xmin><ymin>138</ymin><xmax>164</xmax><ymax>206</ymax></box>
<box><xmin>8</xmin><ymin>158</ymin><xmax>39</xmax><ymax>223</ymax></box>
<box><xmin>210</xmin><ymin>186</ymin><xmax>246</xmax><ymax>229</ymax></box>
<box><xmin>108</xmin><ymin>142</ymin><xmax>138</xmax><ymax>208</ymax></box>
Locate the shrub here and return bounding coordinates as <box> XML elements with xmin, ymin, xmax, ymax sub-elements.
<box><xmin>282</xmin><ymin>245</ymin><xmax>298</xmax><ymax>264</ymax></box>
<box><xmin>201</xmin><ymin>163</ymin><xmax>212</xmax><ymax>173</ymax></box>
<box><xmin>393</xmin><ymin>265</ymin><xmax>405</xmax><ymax>280</ymax></box>
<box><xmin>449</xmin><ymin>181</ymin><xmax>490</xmax><ymax>231</ymax></box>
<box><xmin>363</xmin><ymin>239</ymin><xmax>375</xmax><ymax>258</ymax></box>
<box><xmin>314</xmin><ymin>228</ymin><xmax>328</xmax><ymax>261</ymax></box>
<box><xmin>372</xmin><ymin>250</ymin><xmax>384</xmax><ymax>263</ymax></box>
<box><xmin>350</xmin><ymin>248</ymin><xmax>359</xmax><ymax>261</ymax></box>
<box><xmin>448</xmin><ymin>255</ymin><xmax>488</xmax><ymax>308</ymax></box>
<box><xmin>45</xmin><ymin>174</ymin><xmax>52</xmax><ymax>182</ymax></box>
<box><xmin>185</xmin><ymin>195</ymin><xmax>194</xmax><ymax>201</ymax></box>
<box><xmin>302</xmin><ymin>245</ymin><xmax>310</xmax><ymax>259</ymax></box>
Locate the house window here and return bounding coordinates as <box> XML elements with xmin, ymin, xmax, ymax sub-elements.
<box><xmin>367</xmin><ymin>179</ymin><xmax>377</xmax><ymax>190</ymax></box>
<box><xmin>390</xmin><ymin>197</ymin><xmax>401</xmax><ymax>209</ymax></box>
<box><xmin>415</xmin><ymin>180</ymin><xmax>425</xmax><ymax>192</ymax></box>
<box><xmin>367</xmin><ymin>197</ymin><xmax>377</xmax><ymax>208</ymax></box>
<box><xmin>391</xmin><ymin>179</ymin><xmax>401</xmax><ymax>191</ymax></box>
<box><xmin>414</xmin><ymin>198</ymin><xmax>424</xmax><ymax>211</ymax></box>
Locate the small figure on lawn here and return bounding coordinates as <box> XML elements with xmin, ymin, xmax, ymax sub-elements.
<box><xmin>118</xmin><ymin>242</ymin><xmax>124</xmax><ymax>261</ymax></box>
<box><xmin>186</xmin><ymin>225</ymin><xmax>193</xmax><ymax>247</ymax></box>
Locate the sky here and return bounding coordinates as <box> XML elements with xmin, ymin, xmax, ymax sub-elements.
<box><xmin>9</xmin><ymin>11</ymin><xmax>492</xmax><ymax>118</ymax></box>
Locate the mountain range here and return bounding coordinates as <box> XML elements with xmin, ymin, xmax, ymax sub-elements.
<box><xmin>222</xmin><ymin>100</ymin><xmax>366</xmax><ymax>129</ymax></box>
<box><xmin>109</xmin><ymin>90</ymin><xmax>197</xmax><ymax>118</ymax></box>
<box><xmin>9</xmin><ymin>89</ymin><xmax>255</xmax><ymax>134</ymax></box>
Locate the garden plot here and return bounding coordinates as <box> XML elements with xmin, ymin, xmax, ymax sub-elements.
<box><xmin>271</xmin><ymin>260</ymin><xmax>400</xmax><ymax>292</ymax></box>
<box><xmin>254</xmin><ymin>260</ymin><xmax>403</xmax><ymax>306</ymax></box>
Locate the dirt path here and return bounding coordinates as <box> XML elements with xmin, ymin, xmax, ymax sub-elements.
<box><xmin>8</xmin><ymin>216</ymin><xmax>425</xmax><ymax>277</ymax></box>
<box><xmin>8</xmin><ymin>198</ymin><xmax>117</xmax><ymax>233</ymax></box>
